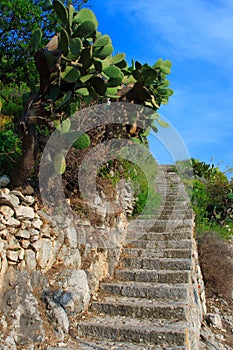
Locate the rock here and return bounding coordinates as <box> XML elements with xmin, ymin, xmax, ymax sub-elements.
<box><xmin>47</xmin><ymin>269</ymin><xmax>90</xmax><ymax>314</ymax></box>
<box><xmin>35</xmin><ymin>238</ymin><xmax>53</xmax><ymax>270</ymax></box>
<box><xmin>24</xmin><ymin>249</ymin><xmax>37</xmax><ymax>272</ymax></box>
<box><xmin>6</xmin><ymin>250</ymin><xmax>19</xmax><ymax>262</ymax></box>
<box><xmin>15</xmin><ymin>206</ymin><xmax>35</xmax><ymax>220</ymax></box>
<box><xmin>15</xmin><ymin>230</ymin><xmax>30</xmax><ymax>240</ymax></box>
<box><xmin>0</xmin><ymin>270</ymin><xmax>45</xmax><ymax>345</ymax></box>
<box><xmin>32</xmin><ymin>218</ymin><xmax>43</xmax><ymax>230</ymax></box>
<box><xmin>24</xmin><ymin>195</ymin><xmax>34</xmax><ymax>205</ymax></box>
<box><xmin>21</xmin><ymin>239</ymin><xmax>30</xmax><ymax>249</ymax></box>
<box><xmin>5</xmin><ymin>217</ymin><xmax>21</xmax><ymax>227</ymax></box>
<box><xmin>0</xmin><ymin>176</ymin><xmax>10</xmax><ymax>188</ymax></box>
<box><xmin>0</xmin><ymin>239</ymin><xmax>5</xmax><ymax>253</ymax></box>
<box><xmin>45</xmin><ymin>299</ymin><xmax>70</xmax><ymax>335</ymax></box>
<box><xmin>64</xmin><ymin>225</ymin><xmax>78</xmax><ymax>248</ymax></box>
<box><xmin>0</xmin><ymin>192</ymin><xmax>19</xmax><ymax>207</ymax></box>
<box><xmin>205</xmin><ymin>313</ymin><xmax>223</xmax><ymax>329</ymax></box>
<box><xmin>58</xmin><ymin>246</ymin><xmax>81</xmax><ymax>268</ymax></box>
<box><xmin>0</xmin><ymin>205</ymin><xmax>14</xmax><ymax>218</ymax></box>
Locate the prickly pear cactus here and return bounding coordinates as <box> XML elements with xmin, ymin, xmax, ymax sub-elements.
<box><xmin>32</xmin><ymin>0</ymin><xmax>174</xmax><ymax>145</ymax></box>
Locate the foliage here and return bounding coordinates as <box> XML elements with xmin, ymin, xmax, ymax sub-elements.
<box><xmin>198</xmin><ymin>231</ymin><xmax>233</xmax><ymax>298</ymax></box>
<box><xmin>0</xmin><ymin>0</ymin><xmax>88</xmax><ymax>87</ymax></box>
<box><xmin>98</xmin><ymin>157</ymin><xmax>161</xmax><ymax>217</ymax></box>
<box><xmin>0</xmin><ymin>120</ymin><xmax>22</xmax><ymax>176</ymax></box>
<box><xmin>0</xmin><ymin>83</ymin><xmax>29</xmax><ymax>120</ymax></box>
<box><xmin>190</xmin><ymin>159</ymin><xmax>233</xmax><ymax>238</ymax></box>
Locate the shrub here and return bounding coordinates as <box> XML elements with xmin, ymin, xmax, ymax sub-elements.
<box><xmin>198</xmin><ymin>231</ymin><xmax>233</xmax><ymax>299</ymax></box>
<box><xmin>0</xmin><ymin>119</ymin><xmax>22</xmax><ymax>176</ymax></box>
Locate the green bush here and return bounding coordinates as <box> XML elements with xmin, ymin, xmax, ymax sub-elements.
<box><xmin>98</xmin><ymin>157</ymin><xmax>161</xmax><ymax>217</ymax></box>
<box><xmin>0</xmin><ymin>122</ymin><xmax>22</xmax><ymax>176</ymax></box>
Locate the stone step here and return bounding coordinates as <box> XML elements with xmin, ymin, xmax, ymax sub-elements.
<box><xmin>77</xmin><ymin>315</ymin><xmax>187</xmax><ymax>347</ymax></box>
<box><xmin>115</xmin><ymin>269</ymin><xmax>190</xmax><ymax>284</ymax></box>
<box><xmin>122</xmin><ymin>248</ymin><xmax>191</xmax><ymax>259</ymax></box>
<box><xmin>100</xmin><ymin>282</ymin><xmax>188</xmax><ymax>299</ymax></box>
<box><xmin>127</xmin><ymin>231</ymin><xmax>192</xmax><ymax>243</ymax></box>
<box><xmin>125</xmin><ymin>239</ymin><xmax>192</xmax><ymax>250</ymax></box>
<box><xmin>92</xmin><ymin>296</ymin><xmax>188</xmax><ymax>321</ymax></box>
<box><xmin>120</xmin><ymin>257</ymin><xmax>191</xmax><ymax>270</ymax></box>
<box><xmin>75</xmin><ymin>340</ymin><xmax>186</xmax><ymax>350</ymax></box>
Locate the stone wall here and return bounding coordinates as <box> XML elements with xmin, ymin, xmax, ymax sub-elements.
<box><xmin>0</xmin><ymin>183</ymin><xmax>132</xmax><ymax>348</ymax></box>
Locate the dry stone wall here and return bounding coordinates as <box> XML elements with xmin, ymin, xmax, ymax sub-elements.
<box><xmin>0</xmin><ymin>184</ymin><xmax>131</xmax><ymax>348</ymax></box>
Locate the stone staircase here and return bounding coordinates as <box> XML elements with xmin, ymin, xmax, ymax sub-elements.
<box><xmin>76</xmin><ymin>166</ymin><xmax>202</xmax><ymax>349</ymax></box>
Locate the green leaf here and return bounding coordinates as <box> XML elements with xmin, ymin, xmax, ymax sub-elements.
<box><xmin>151</xmin><ymin>123</ymin><xmax>158</xmax><ymax>133</ymax></box>
<box><xmin>93</xmin><ymin>58</ymin><xmax>103</xmax><ymax>71</ymax></box>
<box><xmin>163</xmin><ymin>60</ymin><xmax>172</xmax><ymax>68</ymax></box>
<box><xmin>103</xmin><ymin>65</ymin><xmax>122</xmax><ymax>78</ymax></box>
<box><xmin>58</xmin><ymin>28</ymin><xmax>69</xmax><ymax>55</ymax></box>
<box><xmin>93</xmin><ymin>44</ymin><xmax>114</xmax><ymax>59</ymax></box>
<box><xmin>42</xmin><ymin>0</ymin><xmax>53</xmax><ymax>11</ymax></box>
<box><xmin>93</xmin><ymin>34</ymin><xmax>111</xmax><ymax>47</ymax></box>
<box><xmin>53</xmin><ymin>151</ymin><xmax>66</xmax><ymax>174</ymax></box>
<box><xmin>68</xmin><ymin>4</ymin><xmax>75</xmax><ymax>29</ymax></box>
<box><xmin>142</xmin><ymin>68</ymin><xmax>157</xmax><ymax>85</ymax></box>
<box><xmin>55</xmin><ymin>90</ymin><xmax>72</xmax><ymax>110</ymax></box>
<box><xmin>131</xmin><ymin>137</ymin><xmax>141</xmax><ymax>144</ymax></box>
<box><xmin>153</xmin><ymin>58</ymin><xmax>163</xmax><ymax>68</ymax></box>
<box><xmin>53</xmin><ymin>0</ymin><xmax>68</xmax><ymax>26</ymax></box>
<box><xmin>106</xmin><ymin>87</ymin><xmax>118</xmax><ymax>96</ymax></box>
<box><xmin>160</xmin><ymin>65</ymin><xmax>171</xmax><ymax>74</ymax></box>
<box><xmin>80</xmin><ymin>47</ymin><xmax>92</xmax><ymax>70</ymax></box>
<box><xmin>70</xmin><ymin>37</ymin><xmax>82</xmax><ymax>56</ymax></box>
<box><xmin>135</xmin><ymin>61</ymin><xmax>142</xmax><ymax>70</ymax></box>
<box><xmin>73</xmin><ymin>8</ymin><xmax>98</xmax><ymax>27</ymax></box>
<box><xmin>112</xmin><ymin>53</ymin><xmax>126</xmax><ymax>65</ymax></box>
<box><xmin>73</xmin><ymin>20</ymin><xmax>97</xmax><ymax>38</ymax></box>
<box><xmin>92</xmin><ymin>77</ymin><xmax>107</xmax><ymax>95</ymax></box>
<box><xmin>80</xmin><ymin>74</ymin><xmax>94</xmax><ymax>83</ymax></box>
<box><xmin>60</xmin><ymin>118</ymin><xmax>71</xmax><ymax>134</ymax></box>
<box><xmin>107</xmin><ymin>76</ymin><xmax>123</xmax><ymax>87</ymax></box>
<box><xmin>73</xmin><ymin>133</ymin><xmax>90</xmax><ymax>149</ymax></box>
<box><xmin>61</xmin><ymin>67</ymin><xmax>80</xmax><ymax>83</ymax></box>
<box><xmin>157</xmin><ymin>118</ymin><xmax>169</xmax><ymax>128</ymax></box>
<box><xmin>31</xmin><ymin>28</ymin><xmax>42</xmax><ymax>51</ymax></box>
<box><xmin>47</xmin><ymin>85</ymin><xmax>61</xmax><ymax>101</ymax></box>
<box><xmin>76</xmin><ymin>87</ymin><xmax>89</xmax><ymax>96</ymax></box>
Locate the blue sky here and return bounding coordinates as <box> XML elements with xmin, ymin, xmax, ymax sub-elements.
<box><xmin>90</xmin><ymin>0</ymin><xmax>233</xmax><ymax>174</ymax></box>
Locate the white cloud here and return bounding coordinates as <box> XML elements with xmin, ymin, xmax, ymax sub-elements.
<box><xmin>104</xmin><ymin>0</ymin><xmax>233</xmax><ymax>69</ymax></box>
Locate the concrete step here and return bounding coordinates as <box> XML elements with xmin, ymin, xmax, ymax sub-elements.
<box><xmin>77</xmin><ymin>315</ymin><xmax>187</xmax><ymax>347</ymax></box>
<box><xmin>120</xmin><ymin>257</ymin><xmax>191</xmax><ymax>270</ymax></box>
<box><xmin>125</xmin><ymin>239</ymin><xmax>192</xmax><ymax>250</ymax></box>
<box><xmin>122</xmin><ymin>248</ymin><xmax>191</xmax><ymax>259</ymax></box>
<box><xmin>92</xmin><ymin>296</ymin><xmax>188</xmax><ymax>321</ymax></box>
<box><xmin>100</xmin><ymin>281</ymin><xmax>188</xmax><ymax>299</ymax></box>
<box><xmin>115</xmin><ymin>269</ymin><xmax>190</xmax><ymax>284</ymax></box>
